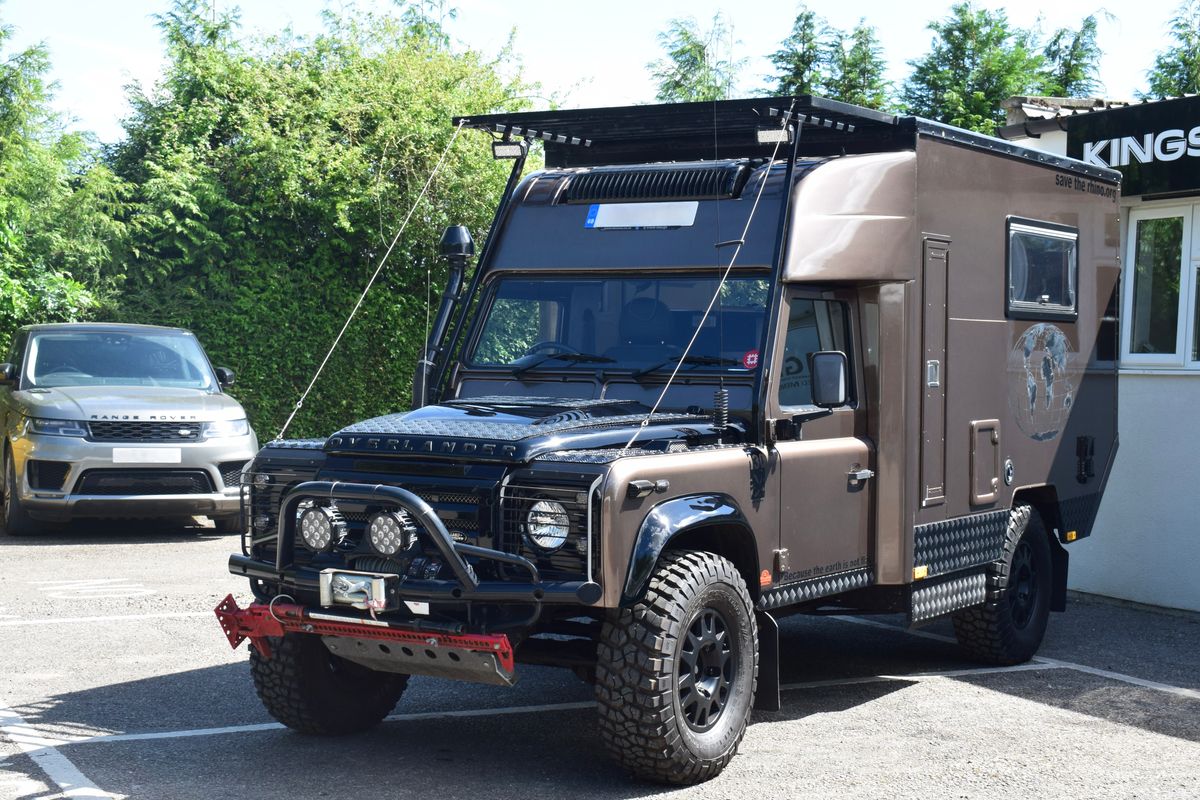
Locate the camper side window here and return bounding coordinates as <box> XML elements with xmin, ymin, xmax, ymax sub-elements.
<box><xmin>1007</xmin><ymin>218</ymin><xmax>1079</xmax><ymax>319</ymax></box>
<box><xmin>778</xmin><ymin>298</ymin><xmax>852</xmax><ymax>409</ymax></box>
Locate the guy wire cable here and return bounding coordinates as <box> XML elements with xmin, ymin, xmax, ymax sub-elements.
<box><xmin>621</xmin><ymin>98</ymin><xmax>798</xmax><ymax>452</ymax></box>
<box><xmin>275</xmin><ymin>119</ymin><xmax>466</xmax><ymax>441</ymax></box>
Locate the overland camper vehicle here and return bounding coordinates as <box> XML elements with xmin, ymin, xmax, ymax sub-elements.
<box><xmin>216</xmin><ymin>97</ymin><xmax>1120</xmax><ymax>784</ymax></box>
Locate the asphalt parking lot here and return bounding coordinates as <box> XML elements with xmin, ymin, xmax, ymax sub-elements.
<box><xmin>1</xmin><ymin>524</ymin><xmax>1198</xmax><ymax>800</ymax></box>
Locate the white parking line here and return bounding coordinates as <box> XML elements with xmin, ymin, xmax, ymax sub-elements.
<box><xmin>831</xmin><ymin>615</ymin><xmax>1200</xmax><ymax>701</ymax></box>
<box><xmin>0</xmin><ymin>612</ymin><xmax>211</xmax><ymax>627</ymax></box>
<box><xmin>61</xmin><ymin>701</ymin><xmax>601</xmax><ymax>745</ymax></box>
<box><xmin>779</xmin><ymin>660</ymin><xmax>1066</xmax><ymax>691</ymax></box>
<box><xmin>0</xmin><ymin>705</ymin><xmax>119</xmax><ymax>799</ymax></box>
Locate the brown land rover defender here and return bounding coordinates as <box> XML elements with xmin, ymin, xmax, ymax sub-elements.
<box><xmin>216</xmin><ymin>97</ymin><xmax>1120</xmax><ymax>784</ymax></box>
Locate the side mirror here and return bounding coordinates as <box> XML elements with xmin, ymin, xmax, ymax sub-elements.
<box><xmin>214</xmin><ymin>367</ymin><xmax>235</xmax><ymax>388</ymax></box>
<box><xmin>809</xmin><ymin>351</ymin><xmax>848</xmax><ymax>408</ymax></box>
<box><xmin>0</xmin><ymin>363</ymin><xmax>16</xmax><ymax>385</ymax></box>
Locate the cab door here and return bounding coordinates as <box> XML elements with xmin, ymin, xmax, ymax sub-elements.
<box><xmin>771</xmin><ymin>290</ymin><xmax>873</xmax><ymax>584</ymax></box>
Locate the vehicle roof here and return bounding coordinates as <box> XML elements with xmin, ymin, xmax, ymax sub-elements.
<box><xmin>454</xmin><ymin>94</ymin><xmax>1120</xmax><ymax>182</ymax></box>
<box><xmin>18</xmin><ymin>322</ymin><xmax>194</xmax><ymax>335</ymax></box>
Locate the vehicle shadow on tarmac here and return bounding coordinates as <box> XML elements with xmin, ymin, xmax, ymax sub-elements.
<box><xmin>13</xmin><ymin>611</ymin><xmax>1198</xmax><ymax>800</ymax></box>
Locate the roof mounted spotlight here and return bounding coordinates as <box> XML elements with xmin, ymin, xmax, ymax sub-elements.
<box><xmin>492</xmin><ymin>138</ymin><xmax>527</xmax><ymax>160</ymax></box>
<box><xmin>756</xmin><ymin>126</ymin><xmax>792</xmax><ymax>145</ymax></box>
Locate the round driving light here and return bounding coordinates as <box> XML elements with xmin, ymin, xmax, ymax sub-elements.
<box><xmin>298</xmin><ymin>506</ymin><xmax>344</xmax><ymax>552</ymax></box>
<box><xmin>367</xmin><ymin>509</ymin><xmax>417</xmax><ymax>556</ymax></box>
<box><xmin>526</xmin><ymin>500</ymin><xmax>570</xmax><ymax>551</ymax></box>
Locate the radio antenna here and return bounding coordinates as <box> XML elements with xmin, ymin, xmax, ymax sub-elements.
<box><xmin>275</xmin><ymin>120</ymin><xmax>466</xmax><ymax>441</ymax></box>
<box><xmin>621</xmin><ymin>99</ymin><xmax>798</xmax><ymax>452</ymax></box>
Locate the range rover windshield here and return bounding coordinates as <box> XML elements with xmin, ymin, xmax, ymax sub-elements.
<box><xmin>469</xmin><ymin>275</ymin><xmax>768</xmax><ymax>376</ymax></box>
<box><xmin>24</xmin><ymin>330</ymin><xmax>217</xmax><ymax>390</ymax></box>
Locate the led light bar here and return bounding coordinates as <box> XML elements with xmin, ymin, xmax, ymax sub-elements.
<box><xmin>492</xmin><ymin>140</ymin><xmax>527</xmax><ymax>159</ymax></box>
<box><xmin>756</xmin><ymin>127</ymin><xmax>792</xmax><ymax>144</ymax></box>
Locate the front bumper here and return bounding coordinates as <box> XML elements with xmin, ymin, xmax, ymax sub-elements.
<box><xmin>231</xmin><ymin>480</ymin><xmax>603</xmax><ymax>607</ymax></box>
<box><xmin>16</xmin><ymin>431</ymin><xmax>256</xmax><ymax>521</ymax></box>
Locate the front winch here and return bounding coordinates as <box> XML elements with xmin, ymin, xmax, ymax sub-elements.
<box><xmin>214</xmin><ymin>594</ymin><xmax>517</xmax><ymax>686</ymax></box>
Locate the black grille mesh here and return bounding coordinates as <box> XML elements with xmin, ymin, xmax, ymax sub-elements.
<box><xmin>75</xmin><ymin>469</ymin><xmax>214</xmax><ymax>496</ymax></box>
<box><xmin>218</xmin><ymin>461</ymin><xmax>247</xmax><ymax>488</ymax></box>
<box><xmin>562</xmin><ymin>164</ymin><xmax>748</xmax><ymax>204</ymax></box>
<box><xmin>27</xmin><ymin>460</ymin><xmax>71</xmax><ymax>491</ymax></box>
<box><xmin>88</xmin><ymin>420</ymin><xmax>203</xmax><ymax>442</ymax></box>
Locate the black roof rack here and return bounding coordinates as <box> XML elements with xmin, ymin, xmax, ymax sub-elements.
<box><xmin>454</xmin><ymin>96</ymin><xmax>902</xmax><ymax>168</ymax></box>
<box><xmin>452</xmin><ymin>95</ymin><xmax>1121</xmax><ymax>181</ymax></box>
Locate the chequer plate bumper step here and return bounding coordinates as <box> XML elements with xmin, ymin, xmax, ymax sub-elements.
<box><xmin>908</xmin><ymin>569</ymin><xmax>988</xmax><ymax>625</ymax></box>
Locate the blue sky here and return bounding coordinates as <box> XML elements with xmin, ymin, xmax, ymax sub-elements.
<box><xmin>2</xmin><ymin>0</ymin><xmax>1186</xmax><ymax>143</ymax></box>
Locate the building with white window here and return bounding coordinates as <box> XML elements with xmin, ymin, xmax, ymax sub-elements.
<box><xmin>1000</xmin><ymin>95</ymin><xmax>1200</xmax><ymax>611</ymax></box>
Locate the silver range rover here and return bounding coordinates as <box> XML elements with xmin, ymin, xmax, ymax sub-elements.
<box><xmin>0</xmin><ymin>323</ymin><xmax>258</xmax><ymax>535</ymax></box>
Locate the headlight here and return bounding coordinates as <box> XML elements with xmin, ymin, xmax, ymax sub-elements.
<box><xmin>27</xmin><ymin>418</ymin><xmax>87</xmax><ymax>437</ymax></box>
<box><xmin>526</xmin><ymin>499</ymin><xmax>570</xmax><ymax>551</ymax></box>
<box><xmin>367</xmin><ymin>510</ymin><xmax>417</xmax><ymax>556</ymax></box>
<box><xmin>297</xmin><ymin>505</ymin><xmax>344</xmax><ymax>552</ymax></box>
<box><xmin>202</xmin><ymin>418</ymin><xmax>250</xmax><ymax>438</ymax></box>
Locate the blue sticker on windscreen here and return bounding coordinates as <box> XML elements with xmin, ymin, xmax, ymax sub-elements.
<box><xmin>584</xmin><ymin>204</ymin><xmax>599</xmax><ymax>228</ymax></box>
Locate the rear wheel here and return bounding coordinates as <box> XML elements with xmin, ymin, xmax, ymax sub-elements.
<box><xmin>596</xmin><ymin>550</ymin><xmax>757</xmax><ymax>785</ymax></box>
<box><xmin>250</xmin><ymin>633</ymin><xmax>408</xmax><ymax>735</ymax></box>
<box><xmin>952</xmin><ymin>505</ymin><xmax>1052</xmax><ymax>665</ymax></box>
<box><xmin>2</xmin><ymin>453</ymin><xmax>37</xmax><ymax>537</ymax></box>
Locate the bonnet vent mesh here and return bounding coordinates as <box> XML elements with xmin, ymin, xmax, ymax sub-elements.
<box><xmin>561</xmin><ymin>164</ymin><xmax>749</xmax><ymax>204</ymax></box>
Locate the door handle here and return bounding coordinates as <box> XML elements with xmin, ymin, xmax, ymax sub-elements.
<box><xmin>848</xmin><ymin>467</ymin><xmax>874</xmax><ymax>486</ymax></box>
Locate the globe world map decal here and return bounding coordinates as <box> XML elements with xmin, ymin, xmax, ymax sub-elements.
<box><xmin>1008</xmin><ymin>323</ymin><xmax>1076</xmax><ymax>442</ymax></box>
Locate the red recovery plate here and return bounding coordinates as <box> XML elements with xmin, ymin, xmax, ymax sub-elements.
<box><xmin>213</xmin><ymin>594</ymin><xmax>514</xmax><ymax>672</ymax></box>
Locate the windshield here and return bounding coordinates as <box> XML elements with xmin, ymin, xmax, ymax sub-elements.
<box><xmin>468</xmin><ymin>275</ymin><xmax>768</xmax><ymax>375</ymax></box>
<box><xmin>24</xmin><ymin>330</ymin><xmax>217</xmax><ymax>390</ymax></box>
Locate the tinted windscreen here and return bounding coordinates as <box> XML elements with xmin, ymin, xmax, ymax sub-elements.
<box><xmin>25</xmin><ymin>331</ymin><xmax>216</xmax><ymax>390</ymax></box>
<box><xmin>469</xmin><ymin>275</ymin><xmax>768</xmax><ymax>375</ymax></box>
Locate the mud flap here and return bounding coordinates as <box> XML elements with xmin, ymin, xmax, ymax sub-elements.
<box><xmin>754</xmin><ymin>609</ymin><xmax>780</xmax><ymax>712</ymax></box>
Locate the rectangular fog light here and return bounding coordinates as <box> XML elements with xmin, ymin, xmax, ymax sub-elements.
<box><xmin>492</xmin><ymin>140</ymin><xmax>526</xmax><ymax>159</ymax></box>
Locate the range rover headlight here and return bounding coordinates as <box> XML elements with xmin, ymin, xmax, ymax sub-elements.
<box><xmin>367</xmin><ymin>510</ymin><xmax>417</xmax><ymax>556</ymax></box>
<box><xmin>298</xmin><ymin>505</ymin><xmax>344</xmax><ymax>552</ymax></box>
<box><xmin>526</xmin><ymin>499</ymin><xmax>570</xmax><ymax>551</ymax></box>
<box><xmin>27</xmin><ymin>418</ymin><xmax>87</xmax><ymax>437</ymax></box>
<box><xmin>202</xmin><ymin>418</ymin><xmax>250</xmax><ymax>438</ymax></box>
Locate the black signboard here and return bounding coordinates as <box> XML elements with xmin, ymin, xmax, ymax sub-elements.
<box><xmin>1065</xmin><ymin>95</ymin><xmax>1200</xmax><ymax>197</ymax></box>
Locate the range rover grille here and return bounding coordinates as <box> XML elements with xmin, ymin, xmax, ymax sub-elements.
<box><xmin>75</xmin><ymin>469</ymin><xmax>214</xmax><ymax>496</ymax></box>
<box><xmin>88</xmin><ymin>421</ymin><xmax>204</xmax><ymax>442</ymax></box>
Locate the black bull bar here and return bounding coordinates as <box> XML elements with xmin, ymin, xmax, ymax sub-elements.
<box><xmin>228</xmin><ymin>480</ymin><xmax>604</xmax><ymax>606</ymax></box>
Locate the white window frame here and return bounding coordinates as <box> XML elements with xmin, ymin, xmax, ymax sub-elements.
<box><xmin>1121</xmin><ymin>204</ymin><xmax>1196</xmax><ymax>368</ymax></box>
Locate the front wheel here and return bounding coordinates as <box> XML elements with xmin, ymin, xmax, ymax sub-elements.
<box><xmin>596</xmin><ymin>550</ymin><xmax>757</xmax><ymax>785</ymax></box>
<box><xmin>2</xmin><ymin>454</ymin><xmax>37</xmax><ymax>537</ymax></box>
<box><xmin>250</xmin><ymin>633</ymin><xmax>408</xmax><ymax>735</ymax></box>
<box><xmin>952</xmin><ymin>505</ymin><xmax>1052</xmax><ymax>665</ymax></box>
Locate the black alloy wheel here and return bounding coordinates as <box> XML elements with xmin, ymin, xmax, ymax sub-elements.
<box><xmin>2</xmin><ymin>452</ymin><xmax>37</xmax><ymax>536</ymax></box>
<box><xmin>1007</xmin><ymin>538</ymin><xmax>1040</xmax><ymax>629</ymax></box>
<box><xmin>678</xmin><ymin>606</ymin><xmax>736</xmax><ymax>732</ymax></box>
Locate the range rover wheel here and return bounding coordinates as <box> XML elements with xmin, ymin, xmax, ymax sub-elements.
<box><xmin>250</xmin><ymin>633</ymin><xmax>408</xmax><ymax>735</ymax></box>
<box><xmin>596</xmin><ymin>550</ymin><xmax>757</xmax><ymax>785</ymax></box>
<box><xmin>213</xmin><ymin>515</ymin><xmax>242</xmax><ymax>534</ymax></box>
<box><xmin>952</xmin><ymin>505</ymin><xmax>1052</xmax><ymax>665</ymax></box>
<box><xmin>2</xmin><ymin>453</ymin><xmax>37</xmax><ymax>537</ymax></box>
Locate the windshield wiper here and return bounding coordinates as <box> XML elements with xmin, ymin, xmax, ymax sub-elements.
<box><xmin>631</xmin><ymin>354</ymin><xmax>741</xmax><ymax>380</ymax></box>
<box><xmin>511</xmin><ymin>352</ymin><xmax>614</xmax><ymax>379</ymax></box>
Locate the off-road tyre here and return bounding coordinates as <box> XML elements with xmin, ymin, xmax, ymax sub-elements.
<box><xmin>250</xmin><ymin>632</ymin><xmax>408</xmax><ymax>735</ymax></box>
<box><xmin>596</xmin><ymin>550</ymin><xmax>757</xmax><ymax>785</ymax></box>
<box><xmin>952</xmin><ymin>504</ymin><xmax>1052</xmax><ymax>665</ymax></box>
<box><xmin>2</xmin><ymin>452</ymin><xmax>37</xmax><ymax>537</ymax></box>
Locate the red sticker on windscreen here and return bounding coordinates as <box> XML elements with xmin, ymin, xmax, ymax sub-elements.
<box><xmin>742</xmin><ymin>350</ymin><xmax>760</xmax><ymax>369</ymax></box>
